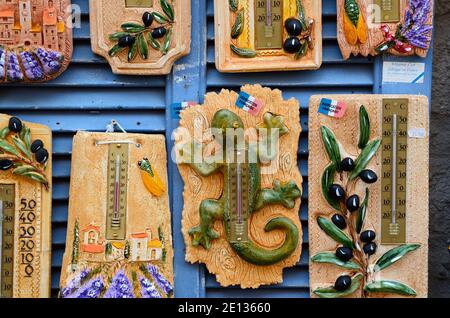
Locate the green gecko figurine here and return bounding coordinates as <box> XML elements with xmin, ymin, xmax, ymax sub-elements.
<box><xmin>180</xmin><ymin>109</ymin><xmax>301</xmax><ymax>266</ymax></box>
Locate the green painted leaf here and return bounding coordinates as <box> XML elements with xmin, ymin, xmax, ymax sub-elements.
<box><xmin>152</xmin><ymin>12</ymin><xmax>168</xmax><ymax>24</ymax></box>
<box><xmin>355</xmin><ymin>188</ymin><xmax>369</xmax><ymax>234</ymax></box>
<box><xmin>231</xmin><ymin>9</ymin><xmax>244</xmax><ymax>39</ymax></box>
<box><xmin>121</xmin><ymin>22</ymin><xmax>145</xmax><ymax>33</ymax></box>
<box><xmin>147</xmin><ymin>33</ymin><xmax>161</xmax><ymax>49</ymax></box>
<box><xmin>296</xmin><ymin>0</ymin><xmax>308</xmax><ymax>30</ymax></box>
<box><xmin>0</xmin><ymin>139</ymin><xmax>19</xmax><ymax>156</ymax></box>
<box><xmin>349</xmin><ymin>139</ymin><xmax>381</xmax><ymax>180</ymax></box>
<box><xmin>345</xmin><ymin>0</ymin><xmax>360</xmax><ymax>26</ymax></box>
<box><xmin>321</xmin><ymin>164</ymin><xmax>341</xmax><ymax>211</ymax></box>
<box><xmin>230</xmin><ymin>44</ymin><xmax>257</xmax><ymax>58</ymax></box>
<box><xmin>108</xmin><ymin>44</ymin><xmax>126</xmax><ymax>57</ymax></box>
<box><xmin>12</xmin><ymin>136</ymin><xmax>31</xmax><ymax>160</ymax></box>
<box><xmin>161</xmin><ymin>27</ymin><xmax>172</xmax><ymax>55</ymax></box>
<box><xmin>24</xmin><ymin>127</ymin><xmax>31</xmax><ymax>149</ymax></box>
<box><xmin>137</xmin><ymin>34</ymin><xmax>148</xmax><ymax>59</ymax></box>
<box><xmin>109</xmin><ymin>32</ymin><xmax>128</xmax><ymax>41</ymax></box>
<box><xmin>294</xmin><ymin>40</ymin><xmax>308</xmax><ymax>60</ymax></box>
<box><xmin>313</xmin><ymin>274</ymin><xmax>363</xmax><ymax>298</ymax></box>
<box><xmin>13</xmin><ymin>165</ymin><xmax>36</xmax><ymax>175</ymax></box>
<box><xmin>128</xmin><ymin>40</ymin><xmax>138</xmax><ymax>62</ymax></box>
<box><xmin>364</xmin><ymin>280</ymin><xmax>417</xmax><ymax>296</ymax></box>
<box><xmin>358</xmin><ymin>105</ymin><xmax>370</xmax><ymax>149</ymax></box>
<box><xmin>320</xmin><ymin>126</ymin><xmax>342</xmax><ymax>171</ymax></box>
<box><xmin>229</xmin><ymin>0</ymin><xmax>239</xmax><ymax>12</ymax></box>
<box><xmin>311</xmin><ymin>252</ymin><xmax>360</xmax><ymax>270</ymax></box>
<box><xmin>21</xmin><ymin>171</ymin><xmax>48</xmax><ymax>185</ymax></box>
<box><xmin>160</xmin><ymin>0</ymin><xmax>174</xmax><ymax>22</ymax></box>
<box><xmin>0</xmin><ymin>127</ymin><xmax>10</xmax><ymax>139</ymax></box>
<box><xmin>374</xmin><ymin>244</ymin><xmax>421</xmax><ymax>272</ymax></box>
<box><xmin>317</xmin><ymin>217</ymin><xmax>355</xmax><ymax>249</ymax></box>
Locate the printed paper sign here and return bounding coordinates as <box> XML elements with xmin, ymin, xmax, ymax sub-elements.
<box><xmin>236</xmin><ymin>92</ymin><xmax>264</xmax><ymax>116</ymax></box>
<box><xmin>318</xmin><ymin>98</ymin><xmax>347</xmax><ymax>118</ymax></box>
<box><xmin>383</xmin><ymin>62</ymin><xmax>425</xmax><ymax>84</ymax></box>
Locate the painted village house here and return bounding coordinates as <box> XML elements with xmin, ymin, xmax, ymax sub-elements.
<box><xmin>0</xmin><ymin>0</ymin><xmax>65</xmax><ymax>51</ymax></box>
<box><xmin>130</xmin><ymin>228</ymin><xmax>163</xmax><ymax>262</ymax></box>
<box><xmin>80</xmin><ymin>224</ymin><xmax>105</xmax><ymax>261</ymax></box>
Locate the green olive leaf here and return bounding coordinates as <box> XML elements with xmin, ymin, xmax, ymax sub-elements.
<box><xmin>152</xmin><ymin>12</ymin><xmax>168</xmax><ymax>24</ymax></box>
<box><xmin>321</xmin><ymin>164</ymin><xmax>341</xmax><ymax>211</ymax></box>
<box><xmin>296</xmin><ymin>0</ymin><xmax>308</xmax><ymax>31</ymax></box>
<box><xmin>13</xmin><ymin>165</ymin><xmax>36</xmax><ymax>175</ymax></box>
<box><xmin>355</xmin><ymin>188</ymin><xmax>369</xmax><ymax>234</ymax></box>
<box><xmin>231</xmin><ymin>9</ymin><xmax>244</xmax><ymax>39</ymax></box>
<box><xmin>160</xmin><ymin>0</ymin><xmax>174</xmax><ymax>22</ymax></box>
<box><xmin>230</xmin><ymin>44</ymin><xmax>257</xmax><ymax>58</ymax></box>
<box><xmin>320</xmin><ymin>126</ymin><xmax>342</xmax><ymax>171</ymax></box>
<box><xmin>229</xmin><ymin>0</ymin><xmax>239</xmax><ymax>12</ymax></box>
<box><xmin>317</xmin><ymin>217</ymin><xmax>355</xmax><ymax>249</ymax></box>
<box><xmin>294</xmin><ymin>40</ymin><xmax>308</xmax><ymax>60</ymax></box>
<box><xmin>128</xmin><ymin>40</ymin><xmax>138</xmax><ymax>62</ymax></box>
<box><xmin>0</xmin><ymin>127</ymin><xmax>10</xmax><ymax>139</ymax></box>
<box><xmin>311</xmin><ymin>252</ymin><xmax>360</xmax><ymax>270</ymax></box>
<box><xmin>137</xmin><ymin>33</ymin><xmax>148</xmax><ymax>59</ymax></box>
<box><xmin>12</xmin><ymin>136</ymin><xmax>31</xmax><ymax>160</ymax></box>
<box><xmin>108</xmin><ymin>44</ymin><xmax>126</xmax><ymax>57</ymax></box>
<box><xmin>349</xmin><ymin>139</ymin><xmax>381</xmax><ymax>180</ymax></box>
<box><xmin>313</xmin><ymin>274</ymin><xmax>363</xmax><ymax>298</ymax></box>
<box><xmin>147</xmin><ymin>33</ymin><xmax>160</xmax><ymax>49</ymax></box>
<box><xmin>21</xmin><ymin>171</ymin><xmax>48</xmax><ymax>185</ymax></box>
<box><xmin>364</xmin><ymin>280</ymin><xmax>417</xmax><ymax>296</ymax></box>
<box><xmin>121</xmin><ymin>22</ymin><xmax>145</xmax><ymax>33</ymax></box>
<box><xmin>161</xmin><ymin>27</ymin><xmax>172</xmax><ymax>55</ymax></box>
<box><xmin>109</xmin><ymin>32</ymin><xmax>129</xmax><ymax>41</ymax></box>
<box><xmin>374</xmin><ymin>244</ymin><xmax>421</xmax><ymax>272</ymax></box>
<box><xmin>358</xmin><ymin>105</ymin><xmax>370</xmax><ymax>149</ymax></box>
<box><xmin>0</xmin><ymin>139</ymin><xmax>20</xmax><ymax>156</ymax></box>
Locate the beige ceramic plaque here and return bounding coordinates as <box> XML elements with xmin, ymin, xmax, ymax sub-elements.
<box><xmin>0</xmin><ymin>0</ymin><xmax>73</xmax><ymax>83</ymax></box>
<box><xmin>60</xmin><ymin>132</ymin><xmax>174</xmax><ymax>298</ymax></box>
<box><xmin>89</xmin><ymin>0</ymin><xmax>191</xmax><ymax>75</ymax></box>
<box><xmin>215</xmin><ymin>0</ymin><xmax>322</xmax><ymax>72</ymax></box>
<box><xmin>176</xmin><ymin>85</ymin><xmax>303</xmax><ymax>288</ymax></box>
<box><xmin>0</xmin><ymin>114</ymin><xmax>52</xmax><ymax>298</ymax></box>
<box><xmin>337</xmin><ymin>0</ymin><xmax>433</xmax><ymax>60</ymax></box>
<box><xmin>309</xmin><ymin>95</ymin><xmax>429</xmax><ymax>298</ymax></box>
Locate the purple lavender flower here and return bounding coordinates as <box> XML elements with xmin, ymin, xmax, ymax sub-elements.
<box><xmin>147</xmin><ymin>265</ymin><xmax>173</xmax><ymax>296</ymax></box>
<box><xmin>67</xmin><ymin>277</ymin><xmax>104</xmax><ymax>298</ymax></box>
<box><xmin>60</xmin><ymin>269</ymin><xmax>90</xmax><ymax>298</ymax></box>
<box><xmin>6</xmin><ymin>51</ymin><xmax>24</xmax><ymax>82</ymax></box>
<box><xmin>0</xmin><ymin>47</ymin><xmax>5</xmax><ymax>80</ymax></box>
<box><xmin>140</xmin><ymin>276</ymin><xmax>162</xmax><ymax>298</ymax></box>
<box><xmin>19</xmin><ymin>50</ymin><xmax>44</xmax><ymax>81</ymax></box>
<box><xmin>400</xmin><ymin>0</ymin><xmax>433</xmax><ymax>49</ymax></box>
<box><xmin>34</xmin><ymin>47</ymin><xmax>63</xmax><ymax>75</ymax></box>
<box><xmin>104</xmin><ymin>270</ymin><xmax>135</xmax><ymax>298</ymax></box>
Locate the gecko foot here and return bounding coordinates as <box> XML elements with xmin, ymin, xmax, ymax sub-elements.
<box><xmin>189</xmin><ymin>226</ymin><xmax>220</xmax><ymax>250</ymax></box>
<box><xmin>273</xmin><ymin>180</ymin><xmax>302</xmax><ymax>209</ymax></box>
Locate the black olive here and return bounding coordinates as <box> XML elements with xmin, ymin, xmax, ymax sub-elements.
<box><xmin>336</xmin><ymin>247</ymin><xmax>353</xmax><ymax>262</ymax></box>
<box><xmin>284</xmin><ymin>18</ymin><xmax>302</xmax><ymax>36</ymax></box>
<box><xmin>8</xmin><ymin>116</ymin><xmax>22</xmax><ymax>132</ymax></box>
<box><xmin>334</xmin><ymin>275</ymin><xmax>352</xmax><ymax>291</ymax></box>
<box><xmin>363</xmin><ymin>242</ymin><xmax>377</xmax><ymax>256</ymax></box>
<box><xmin>118</xmin><ymin>35</ymin><xmax>135</xmax><ymax>48</ymax></box>
<box><xmin>332</xmin><ymin>214</ymin><xmax>347</xmax><ymax>230</ymax></box>
<box><xmin>35</xmin><ymin>148</ymin><xmax>49</xmax><ymax>164</ymax></box>
<box><xmin>283</xmin><ymin>36</ymin><xmax>301</xmax><ymax>54</ymax></box>
<box><xmin>360</xmin><ymin>230</ymin><xmax>376</xmax><ymax>243</ymax></box>
<box><xmin>142</xmin><ymin>11</ymin><xmax>154</xmax><ymax>27</ymax></box>
<box><xmin>346</xmin><ymin>195</ymin><xmax>360</xmax><ymax>212</ymax></box>
<box><xmin>341</xmin><ymin>157</ymin><xmax>355</xmax><ymax>172</ymax></box>
<box><xmin>0</xmin><ymin>159</ymin><xmax>13</xmax><ymax>171</ymax></box>
<box><xmin>359</xmin><ymin>169</ymin><xmax>378</xmax><ymax>184</ymax></box>
<box><xmin>329</xmin><ymin>184</ymin><xmax>345</xmax><ymax>201</ymax></box>
<box><xmin>152</xmin><ymin>27</ymin><xmax>167</xmax><ymax>39</ymax></box>
<box><xmin>30</xmin><ymin>139</ymin><xmax>44</xmax><ymax>153</ymax></box>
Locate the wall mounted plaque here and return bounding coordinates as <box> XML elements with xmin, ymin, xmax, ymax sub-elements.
<box><xmin>337</xmin><ymin>0</ymin><xmax>434</xmax><ymax>59</ymax></box>
<box><xmin>214</xmin><ymin>0</ymin><xmax>322</xmax><ymax>72</ymax></box>
<box><xmin>60</xmin><ymin>132</ymin><xmax>174</xmax><ymax>298</ymax></box>
<box><xmin>308</xmin><ymin>95</ymin><xmax>429</xmax><ymax>298</ymax></box>
<box><xmin>89</xmin><ymin>0</ymin><xmax>191</xmax><ymax>75</ymax></box>
<box><xmin>0</xmin><ymin>0</ymin><xmax>73</xmax><ymax>83</ymax></box>
<box><xmin>175</xmin><ymin>85</ymin><xmax>303</xmax><ymax>288</ymax></box>
<box><xmin>0</xmin><ymin>114</ymin><xmax>52</xmax><ymax>298</ymax></box>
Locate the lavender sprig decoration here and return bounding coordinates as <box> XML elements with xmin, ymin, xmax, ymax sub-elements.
<box><xmin>0</xmin><ymin>46</ymin><xmax>5</xmax><ymax>79</ymax></box>
<box><xmin>60</xmin><ymin>269</ymin><xmax>90</xmax><ymax>298</ymax></box>
<box><xmin>67</xmin><ymin>277</ymin><xmax>104</xmax><ymax>299</ymax></box>
<box><xmin>140</xmin><ymin>276</ymin><xmax>162</xmax><ymax>298</ymax></box>
<box><xmin>104</xmin><ymin>270</ymin><xmax>135</xmax><ymax>298</ymax></box>
<box><xmin>147</xmin><ymin>264</ymin><xmax>173</xmax><ymax>296</ymax></box>
<box><xmin>400</xmin><ymin>0</ymin><xmax>433</xmax><ymax>49</ymax></box>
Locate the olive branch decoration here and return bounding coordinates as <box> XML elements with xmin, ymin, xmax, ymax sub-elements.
<box><xmin>108</xmin><ymin>0</ymin><xmax>175</xmax><ymax>62</ymax></box>
<box><xmin>0</xmin><ymin>117</ymin><xmax>49</xmax><ymax>189</ymax></box>
<box><xmin>228</xmin><ymin>0</ymin><xmax>313</xmax><ymax>59</ymax></box>
<box><xmin>311</xmin><ymin>105</ymin><xmax>420</xmax><ymax>298</ymax></box>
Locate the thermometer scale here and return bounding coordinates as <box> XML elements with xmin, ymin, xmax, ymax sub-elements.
<box><xmin>374</xmin><ymin>0</ymin><xmax>400</xmax><ymax>23</ymax></box>
<box><xmin>0</xmin><ymin>184</ymin><xmax>15</xmax><ymax>298</ymax></box>
<box><xmin>106</xmin><ymin>143</ymin><xmax>129</xmax><ymax>240</ymax></box>
<box><xmin>255</xmin><ymin>0</ymin><xmax>284</xmax><ymax>50</ymax></box>
<box><xmin>381</xmin><ymin>99</ymin><xmax>408</xmax><ymax>244</ymax></box>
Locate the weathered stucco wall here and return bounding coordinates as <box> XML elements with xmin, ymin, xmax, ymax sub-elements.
<box><xmin>430</xmin><ymin>0</ymin><xmax>450</xmax><ymax>298</ymax></box>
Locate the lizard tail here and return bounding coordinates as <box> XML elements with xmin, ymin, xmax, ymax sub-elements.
<box><xmin>230</xmin><ymin>217</ymin><xmax>299</xmax><ymax>266</ymax></box>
